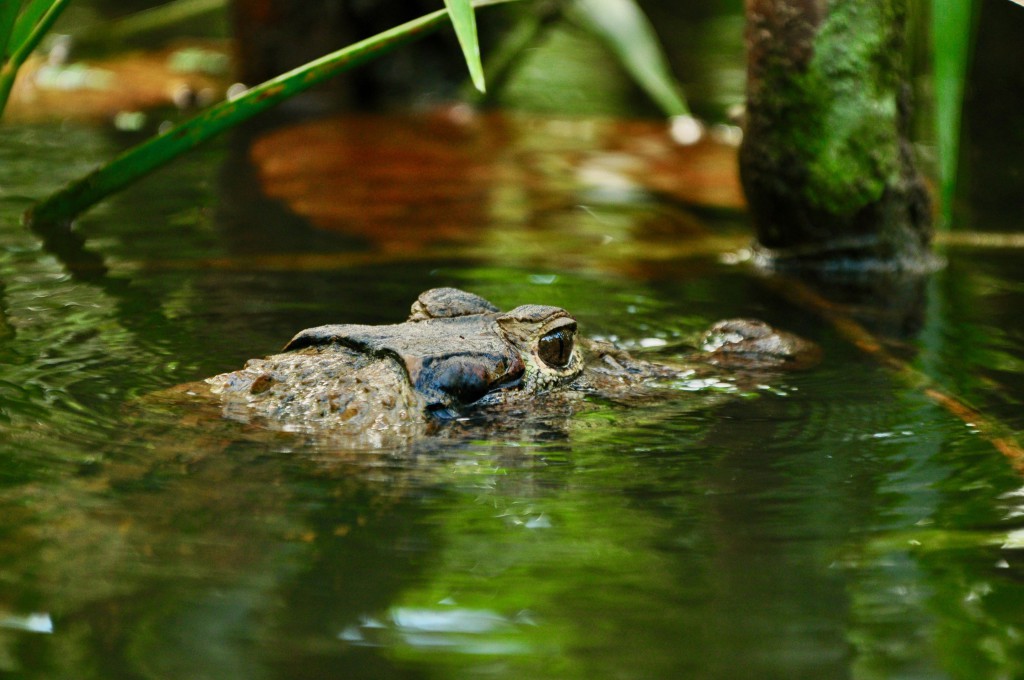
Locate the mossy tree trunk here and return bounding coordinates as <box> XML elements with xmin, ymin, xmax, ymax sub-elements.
<box><xmin>739</xmin><ymin>0</ymin><xmax>933</xmax><ymax>271</ymax></box>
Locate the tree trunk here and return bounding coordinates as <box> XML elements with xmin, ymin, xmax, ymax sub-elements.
<box><xmin>739</xmin><ymin>0</ymin><xmax>933</xmax><ymax>271</ymax></box>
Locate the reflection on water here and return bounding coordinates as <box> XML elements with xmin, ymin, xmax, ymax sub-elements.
<box><xmin>340</xmin><ymin>606</ymin><xmax>536</xmax><ymax>655</ymax></box>
<box><xmin>2</xmin><ymin>108</ymin><xmax>1024</xmax><ymax>680</ymax></box>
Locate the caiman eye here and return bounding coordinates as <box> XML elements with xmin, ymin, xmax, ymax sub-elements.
<box><xmin>537</xmin><ymin>326</ymin><xmax>575</xmax><ymax>368</ymax></box>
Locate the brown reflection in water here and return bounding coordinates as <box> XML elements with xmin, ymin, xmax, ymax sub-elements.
<box><xmin>249</xmin><ymin>109</ymin><xmax>745</xmax><ymax>253</ymax></box>
<box><xmin>5</xmin><ymin>43</ymin><xmax>230</xmax><ymax>124</ymax></box>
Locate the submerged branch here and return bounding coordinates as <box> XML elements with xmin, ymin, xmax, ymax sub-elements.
<box><xmin>935</xmin><ymin>232</ymin><xmax>1024</xmax><ymax>249</ymax></box>
<box><xmin>758</xmin><ymin>273</ymin><xmax>1024</xmax><ymax>473</ymax></box>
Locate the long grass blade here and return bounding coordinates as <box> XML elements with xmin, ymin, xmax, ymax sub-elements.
<box><xmin>9</xmin><ymin>0</ymin><xmax>58</xmax><ymax>50</ymax></box>
<box><xmin>74</xmin><ymin>0</ymin><xmax>226</xmax><ymax>47</ymax></box>
<box><xmin>27</xmin><ymin>0</ymin><xmax>515</xmax><ymax>225</ymax></box>
<box><xmin>445</xmin><ymin>0</ymin><xmax>486</xmax><ymax>93</ymax></box>
<box><xmin>0</xmin><ymin>0</ymin><xmax>72</xmax><ymax>116</ymax></box>
<box><xmin>0</xmin><ymin>2</ymin><xmax>20</xmax><ymax>61</ymax></box>
<box><xmin>569</xmin><ymin>0</ymin><xmax>688</xmax><ymax>117</ymax></box>
<box><xmin>462</xmin><ymin>2</ymin><xmax>563</xmax><ymax>103</ymax></box>
<box><xmin>932</xmin><ymin>0</ymin><xmax>976</xmax><ymax>226</ymax></box>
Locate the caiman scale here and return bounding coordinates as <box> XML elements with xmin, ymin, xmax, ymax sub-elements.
<box><xmin>168</xmin><ymin>288</ymin><xmax>818</xmax><ymax>440</ymax></box>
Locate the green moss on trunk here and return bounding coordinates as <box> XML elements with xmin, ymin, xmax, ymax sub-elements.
<box><xmin>740</xmin><ymin>0</ymin><xmax>932</xmax><ymax>271</ymax></box>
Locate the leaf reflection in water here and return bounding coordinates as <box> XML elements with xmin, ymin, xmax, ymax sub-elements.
<box><xmin>339</xmin><ymin>605</ymin><xmax>538</xmax><ymax>655</ymax></box>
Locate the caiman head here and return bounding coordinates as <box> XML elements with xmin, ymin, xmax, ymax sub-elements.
<box><xmin>282</xmin><ymin>288</ymin><xmax>584</xmax><ymax>416</ymax></box>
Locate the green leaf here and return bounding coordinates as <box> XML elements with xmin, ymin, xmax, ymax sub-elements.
<box><xmin>932</xmin><ymin>0</ymin><xmax>977</xmax><ymax>226</ymax></box>
<box><xmin>445</xmin><ymin>0</ymin><xmax>486</xmax><ymax>93</ymax></box>
<box><xmin>569</xmin><ymin>0</ymin><xmax>688</xmax><ymax>117</ymax></box>
<box><xmin>0</xmin><ymin>2</ymin><xmax>21</xmax><ymax>61</ymax></box>
<box><xmin>74</xmin><ymin>0</ymin><xmax>226</xmax><ymax>47</ymax></box>
<box><xmin>9</xmin><ymin>0</ymin><xmax>58</xmax><ymax>51</ymax></box>
<box><xmin>0</xmin><ymin>0</ymin><xmax>71</xmax><ymax>117</ymax></box>
<box><xmin>27</xmin><ymin>0</ymin><xmax>516</xmax><ymax>224</ymax></box>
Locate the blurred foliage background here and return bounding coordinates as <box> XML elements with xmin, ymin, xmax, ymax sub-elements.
<box><xmin>3</xmin><ymin>0</ymin><xmax>1023</xmax><ymax>230</ymax></box>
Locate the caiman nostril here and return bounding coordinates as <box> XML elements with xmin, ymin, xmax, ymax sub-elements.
<box><xmin>414</xmin><ymin>353</ymin><xmax>514</xmax><ymax>412</ymax></box>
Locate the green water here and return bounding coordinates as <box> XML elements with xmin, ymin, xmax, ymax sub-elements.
<box><xmin>1</xmin><ymin>114</ymin><xmax>1024</xmax><ymax>680</ymax></box>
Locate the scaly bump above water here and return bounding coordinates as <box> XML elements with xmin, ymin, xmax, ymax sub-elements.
<box><xmin>167</xmin><ymin>288</ymin><xmax>818</xmax><ymax>440</ymax></box>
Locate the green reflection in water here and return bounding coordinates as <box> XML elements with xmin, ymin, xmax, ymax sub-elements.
<box><xmin>1</xmin><ymin>34</ymin><xmax>1024</xmax><ymax>677</ymax></box>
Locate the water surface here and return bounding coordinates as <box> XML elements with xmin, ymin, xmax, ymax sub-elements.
<box><xmin>1</xmin><ymin>112</ymin><xmax>1024</xmax><ymax>680</ymax></box>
